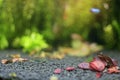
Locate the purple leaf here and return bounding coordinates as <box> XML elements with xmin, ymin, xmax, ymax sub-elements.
<box><xmin>78</xmin><ymin>62</ymin><xmax>90</xmax><ymax>69</ymax></box>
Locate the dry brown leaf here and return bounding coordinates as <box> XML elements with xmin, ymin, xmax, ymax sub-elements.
<box><xmin>12</xmin><ymin>58</ymin><xmax>28</xmax><ymax>62</ymax></box>
<box><xmin>1</xmin><ymin>59</ymin><xmax>12</xmax><ymax>64</ymax></box>
<box><xmin>1</xmin><ymin>57</ymin><xmax>28</xmax><ymax>64</ymax></box>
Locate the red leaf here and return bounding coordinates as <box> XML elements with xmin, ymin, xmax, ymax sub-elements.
<box><xmin>107</xmin><ymin>66</ymin><xmax>120</xmax><ymax>74</ymax></box>
<box><xmin>78</xmin><ymin>62</ymin><xmax>90</xmax><ymax>69</ymax></box>
<box><xmin>96</xmin><ymin>72</ymin><xmax>102</xmax><ymax>78</ymax></box>
<box><xmin>66</xmin><ymin>67</ymin><xmax>75</xmax><ymax>71</ymax></box>
<box><xmin>90</xmin><ymin>60</ymin><xmax>105</xmax><ymax>71</ymax></box>
<box><xmin>79</xmin><ymin>53</ymin><xmax>120</xmax><ymax>78</ymax></box>
<box><xmin>54</xmin><ymin>68</ymin><xmax>62</xmax><ymax>74</ymax></box>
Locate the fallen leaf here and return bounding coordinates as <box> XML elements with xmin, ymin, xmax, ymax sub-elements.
<box><xmin>90</xmin><ymin>60</ymin><xmax>105</xmax><ymax>71</ymax></box>
<box><xmin>1</xmin><ymin>57</ymin><xmax>28</xmax><ymax>64</ymax></box>
<box><xmin>54</xmin><ymin>68</ymin><xmax>62</xmax><ymax>74</ymax></box>
<box><xmin>78</xmin><ymin>62</ymin><xmax>90</xmax><ymax>69</ymax></box>
<box><xmin>1</xmin><ymin>59</ymin><xmax>12</xmax><ymax>64</ymax></box>
<box><xmin>66</xmin><ymin>66</ymin><xmax>75</xmax><ymax>71</ymax></box>
<box><xmin>78</xmin><ymin>53</ymin><xmax>120</xmax><ymax>78</ymax></box>
<box><xmin>12</xmin><ymin>58</ymin><xmax>28</xmax><ymax>62</ymax></box>
<box><xmin>96</xmin><ymin>72</ymin><xmax>102</xmax><ymax>78</ymax></box>
<box><xmin>107</xmin><ymin>66</ymin><xmax>120</xmax><ymax>74</ymax></box>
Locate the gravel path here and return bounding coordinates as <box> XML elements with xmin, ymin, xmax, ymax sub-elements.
<box><xmin>0</xmin><ymin>50</ymin><xmax>120</xmax><ymax>80</ymax></box>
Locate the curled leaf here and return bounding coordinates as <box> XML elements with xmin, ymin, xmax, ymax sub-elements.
<box><xmin>65</xmin><ymin>67</ymin><xmax>75</xmax><ymax>71</ymax></box>
<box><xmin>90</xmin><ymin>60</ymin><xmax>105</xmax><ymax>71</ymax></box>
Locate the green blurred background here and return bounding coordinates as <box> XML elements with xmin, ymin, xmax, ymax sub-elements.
<box><xmin>0</xmin><ymin>0</ymin><xmax>120</xmax><ymax>53</ymax></box>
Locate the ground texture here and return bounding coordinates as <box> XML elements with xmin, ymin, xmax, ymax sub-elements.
<box><xmin>0</xmin><ymin>50</ymin><xmax>120</xmax><ymax>80</ymax></box>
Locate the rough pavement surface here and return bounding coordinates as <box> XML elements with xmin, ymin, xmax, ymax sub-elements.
<box><xmin>0</xmin><ymin>50</ymin><xmax>120</xmax><ymax>80</ymax></box>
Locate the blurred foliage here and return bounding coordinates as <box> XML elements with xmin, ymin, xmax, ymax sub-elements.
<box><xmin>0</xmin><ymin>0</ymin><xmax>120</xmax><ymax>51</ymax></box>
<box><xmin>13</xmin><ymin>32</ymin><xmax>48</xmax><ymax>52</ymax></box>
<box><xmin>103</xmin><ymin>24</ymin><xmax>115</xmax><ymax>49</ymax></box>
<box><xmin>0</xmin><ymin>35</ymin><xmax>8</xmax><ymax>49</ymax></box>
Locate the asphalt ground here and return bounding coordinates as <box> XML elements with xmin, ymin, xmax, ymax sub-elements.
<box><xmin>0</xmin><ymin>50</ymin><xmax>120</xmax><ymax>80</ymax></box>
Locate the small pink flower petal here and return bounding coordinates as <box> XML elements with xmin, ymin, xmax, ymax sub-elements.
<box><xmin>66</xmin><ymin>67</ymin><xmax>75</xmax><ymax>71</ymax></box>
<box><xmin>54</xmin><ymin>68</ymin><xmax>62</xmax><ymax>74</ymax></box>
<box><xmin>78</xmin><ymin>62</ymin><xmax>90</xmax><ymax>69</ymax></box>
<box><xmin>96</xmin><ymin>72</ymin><xmax>102</xmax><ymax>78</ymax></box>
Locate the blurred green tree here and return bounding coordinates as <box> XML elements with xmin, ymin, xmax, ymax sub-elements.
<box><xmin>0</xmin><ymin>0</ymin><xmax>120</xmax><ymax>50</ymax></box>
